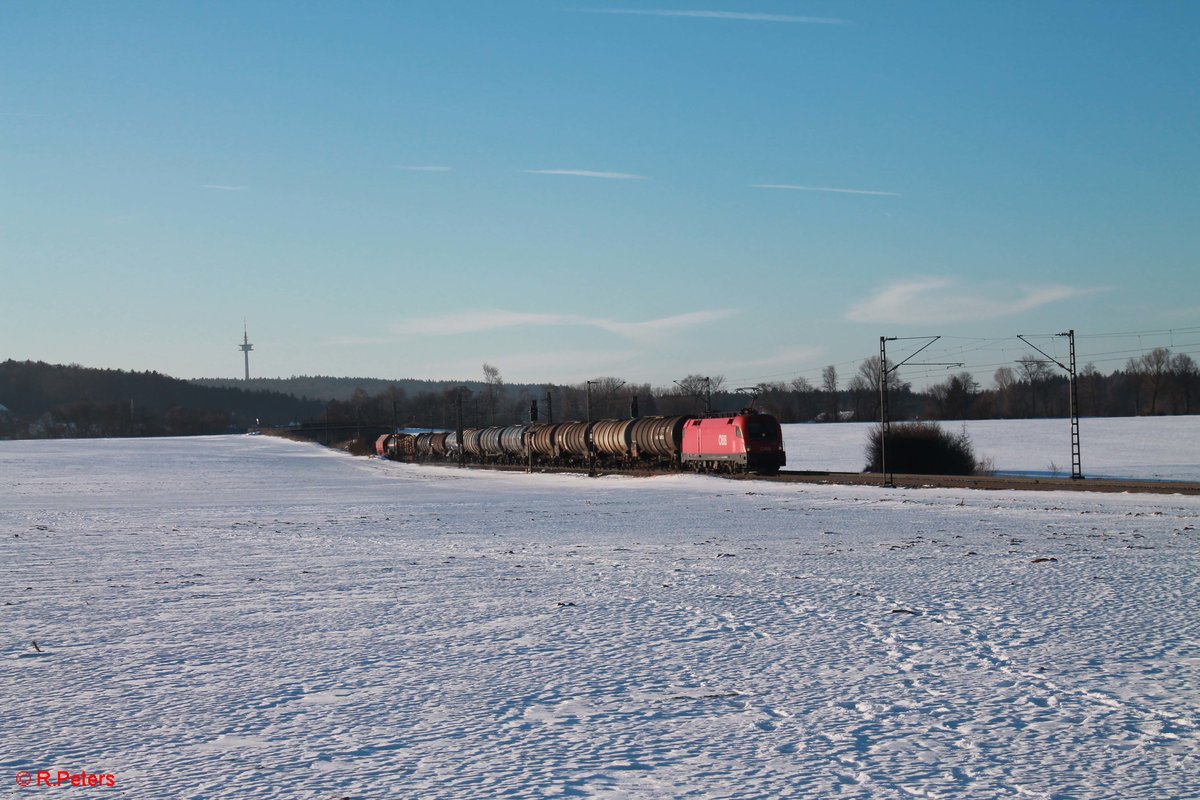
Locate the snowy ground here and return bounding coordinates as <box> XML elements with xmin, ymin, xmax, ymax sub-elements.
<box><xmin>783</xmin><ymin>415</ymin><xmax>1200</xmax><ymax>481</ymax></box>
<box><xmin>2</xmin><ymin>435</ymin><xmax>1198</xmax><ymax>799</ymax></box>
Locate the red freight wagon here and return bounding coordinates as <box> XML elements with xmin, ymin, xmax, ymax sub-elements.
<box><xmin>680</xmin><ymin>412</ymin><xmax>786</xmax><ymax>475</ymax></box>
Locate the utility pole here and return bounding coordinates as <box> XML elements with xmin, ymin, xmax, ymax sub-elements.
<box><xmin>605</xmin><ymin>380</ymin><xmax>626</xmax><ymax>418</ymax></box>
<box><xmin>586</xmin><ymin>380</ymin><xmax>597</xmax><ymax>477</ymax></box>
<box><xmin>674</xmin><ymin>377</ymin><xmax>712</xmax><ymax>415</ymax></box>
<box><xmin>1067</xmin><ymin>330</ymin><xmax>1081</xmax><ymax>480</ymax></box>
<box><xmin>456</xmin><ymin>387</ymin><xmax>465</xmax><ymax>468</ymax></box>
<box><xmin>880</xmin><ymin>337</ymin><xmax>891</xmax><ymax>486</ymax></box>
<box><xmin>879</xmin><ymin>336</ymin><xmax>960</xmax><ymax>487</ymax></box>
<box><xmin>527</xmin><ymin>399</ymin><xmax>537</xmax><ymax>473</ymax></box>
<box><xmin>1017</xmin><ymin>331</ymin><xmax>1083</xmax><ymax>479</ymax></box>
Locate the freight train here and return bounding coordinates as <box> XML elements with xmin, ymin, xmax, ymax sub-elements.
<box><xmin>375</xmin><ymin>410</ymin><xmax>786</xmax><ymax>475</ymax></box>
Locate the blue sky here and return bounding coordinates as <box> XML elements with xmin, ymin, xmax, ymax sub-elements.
<box><xmin>3</xmin><ymin>1</ymin><xmax>1197</xmax><ymax>389</ymax></box>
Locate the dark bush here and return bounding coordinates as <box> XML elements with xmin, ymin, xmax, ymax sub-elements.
<box><xmin>864</xmin><ymin>422</ymin><xmax>978</xmax><ymax>475</ymax></box>
<box><xmin>341</xmin><ymin>435</ymin><xmax>378</xmax><ymax>457</ymax></box>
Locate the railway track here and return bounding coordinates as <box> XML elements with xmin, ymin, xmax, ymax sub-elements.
<box><xmin>399</xmin><ymin>459</ymin><xmax>1200</xmax><ymax>496</ymax></box>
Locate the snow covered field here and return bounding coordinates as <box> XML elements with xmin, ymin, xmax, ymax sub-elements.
<box><xmin>783</xmin><ymin>415</ymin><xmax>1200</xmax><ymax>482</ymax></box>
<box><xmin>2</xmin><ymin>434</ymin><xmax>1198</xmax><ymax>799</ymax></box>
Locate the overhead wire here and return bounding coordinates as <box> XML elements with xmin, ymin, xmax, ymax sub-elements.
<box><xmin>715</xmin><ymin>324</ymin><xmax>1200</xmax><ymax>391</ymax></box>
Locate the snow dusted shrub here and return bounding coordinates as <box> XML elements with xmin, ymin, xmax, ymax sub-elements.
<box><xmin>342</xmin><ymin>435</ymin><xmax>377</xmax><ymax>456</ymax></box>
<box><xmin>865</xmin><ymin>421</ymin><xmax>978</xmax><ymax>475</ymax></box>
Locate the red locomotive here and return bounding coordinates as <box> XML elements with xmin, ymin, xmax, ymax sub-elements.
<box><xmin>680</xmin><ymin>411</ymin><xmax>786</xmax><ymax>475</ymax></box>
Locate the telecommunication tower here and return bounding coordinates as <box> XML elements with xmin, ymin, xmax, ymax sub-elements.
<box><xmin>239</xmin><ymin>323</ymin><xmax>254</xmax><ymax>381</ymax></box>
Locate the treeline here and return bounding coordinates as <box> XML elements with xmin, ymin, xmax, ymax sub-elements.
<box><xmin>300</xmin><ymin>375</ymin><xmax>661</xmax><ymax>438</ymax></box>
<box><xmin>757</xmin><ymin>348</ymin><xmax>1197</xmax><ymax>421</ymax></box>
<box><xmin>920</xmin><ymin>348</ymin><xmax>1197</xmax><ymax>419</ymax></box>
<box><xmin>298</xmin><ymin>350</ymin><xmax>1198</xmax><ymax>441</ymax></box>
<box><xmin>5</xmin><ymin>348</ymin><xmax>1194</xmax><ymax>442</ymax></box>
<box><xmin>0</xmin><ymin>360</ymin><xmax>324</xmax><ymax>439</ymax></box>
<box><xmin>191</xmin><ymin>375</ymin><xmax>490</xmax><ymax>404</ymax></box>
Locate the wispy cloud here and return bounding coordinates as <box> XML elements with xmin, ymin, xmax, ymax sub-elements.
<box><xmin>846</xmin><ymin>277</ymin><xmax>1103</xmax><ymax>325</ymax></box>
<box><xmin>1162</xmin><ymin>305</ymin><xmax>1200</xmax><ymax>320</ymax></box>
<box><xmin>391</xmin><ymin>308</ymin><xmax>738</xmax><ymax>339</ymax></box>
<box><xmin>575</xmin><ymin>9</ymin><xmax>849</xmax><ymax>24</ymax></box>
<box><xmin>394</xmin><ymin>310</ymin><xmax>575</xmax><ymax>337</ymax></box>
<box><xmin>201</xmin><ymin>184</ymin><xmax>247</xmax><ymax>191</ymax></box>
<box><xmin>599</xmin><ymin>309</ymin><xmax>739</xmax><ymax>338</ymax></box>
<box><xmin>325</xmin><ymin>335</ymin><xmax>397</xmax><ymax>346</ymax></box>
<box><xmin>753</xmin><ymin>184</ymin><xmax>900</xmax><ymax>197</ymax></box>
<box><xmin>524</xmin><ymin>169</ymin><xmax>647</xmax><ymax>180</ymax></box>
<box><xmin>394</xmin><ymin>165</ymin><xmax>452</xmax><ymax>172</ymax></box>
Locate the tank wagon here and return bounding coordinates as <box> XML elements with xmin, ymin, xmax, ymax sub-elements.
<box><xmin>631</xmin><ymin>415</ymin><xmax>692</xmax><ymax>464</ymax></box>
<box><xmin>555</xmin><ymin>421</ymin><xmax>592</xmax><ymax>463</ymax></box>
<box><xmin>529</xmin><ymin>424</ymin><xmax>556</xmax><ymax>460</ymax></box>
<box><xmin>500</xmin><ymin>425</ymin><xmax>528</xmax><ymax>458</ymax></box>
<box><xmin>374</xmin><ymin>432</ymin><xmax>415</xmax><ymax>459</ymax></box>
<box><xmin>377</xmin><ymin>410</ymin><xmax>785</xmax><ymax>475</ymax></box>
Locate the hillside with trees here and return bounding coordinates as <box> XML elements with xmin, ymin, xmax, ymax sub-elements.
<box><xmin>0</xmin><ymin>361</ymin><xmax>324</xmax><ymax>439</ymax></box>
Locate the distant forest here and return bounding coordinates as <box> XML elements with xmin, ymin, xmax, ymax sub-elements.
<box><xmin>296</xmin><ymin>350</ymin><xmax>1197</xmax><ymax>444</ymax></box>
<box><xmin>2</xmin><ymin>348</ymin><xmax>1194</xmax><ymax>441</ymax></box>
<box><xmin>192</xmin><ymin>375</ymin><xmax>494</xmax><ymax>403</ymax></box>
<box><xmin>0</xmin><ymin>361</ymin><xmax>323</xmax><ymax>439</ymax></box>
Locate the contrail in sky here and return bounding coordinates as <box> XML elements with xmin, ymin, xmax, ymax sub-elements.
<box><xmin>753</xmin><ymin>184</ymin><xmax>899</xmax><ymax>196</ymax></box>
<box><xmin>576</xmin><ymin>9</ymin><xmax>849</xmax><ymax>24</ymax></box>
<box><xmin>524</xmin><ymin>169</ymin><xmax>647</xmax><ymax>180</ymax></box>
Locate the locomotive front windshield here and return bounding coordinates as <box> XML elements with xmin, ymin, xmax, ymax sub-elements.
<box><xmin>744</xmin><ymin>418</ymin><xmax>780</xmax><ymax>441</ymax></box>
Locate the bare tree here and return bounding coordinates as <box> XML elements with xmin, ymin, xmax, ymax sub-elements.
<box><xmin>751</xmin><ymin>381</ymin><xmax>793</xmax><ymax>418</ymax></box>
<box><xmin>1079</xmin><ymin>362</ymin><xmax>1103</xmax><ymax>416</ymax></box>
<box><xmin>1124</xmin><ymin>356</ymin><xmax>1146</xmax><ymax>415</ymax></box>
<box><xmin>1170</xmin><ymin>353</ymin><xmax>1198</xmax><ymax>413</ymax></box>
<box><xmin>587</xmin><ymin>376</ymin><xmax>629</xmax><ymax>418</ymax></box>
<box><xmin>850</xmin><ymin>356</ymin><xmax>907</xmax><ymax>422</ymax></box>
<box><xmin>1139</xmin><ymin>347</ymin><xmax>1171</xmax><ymax>414</ymax></box>
<box><xmin>993</xmin><ymin>366</ymin><xmax>1017</xmax><ymax>417</ymax></box>
<box><xmin>482</xmin><ymin>362</ymin><xmax>504</xmax><ymax>424</ymax></box>
<box><xmin>821</xmin><ymin>365</ymin><xmax>839</xmax><ymax>421</ymax></box>
<box><xmin>1016</xmin><ymin>355</ymin><xmax>1053</xmax><ymax>416</ymax></box>
<box><xmin>675</xmin><ymin>374</ymin><xmax>723</xmax><ymax>413</ymax></box>
<box><xmin>846</xmin><ymin>374</ymin><xmax>872</xmax><ymax>420</ymax></box>
<box><xmin>857</xmin><ymin>356</ymin><xmax>882</xmax><ymax>394</ymax></box>
<box><xmin>789</xmin><ymin>375</ymin><xmax>818</xmax><ymax>420</ymax></box>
